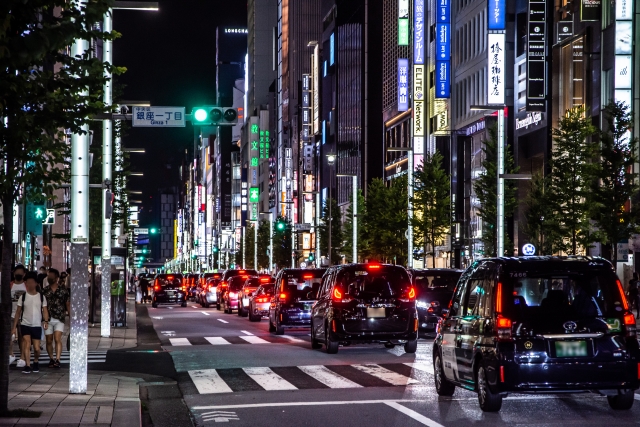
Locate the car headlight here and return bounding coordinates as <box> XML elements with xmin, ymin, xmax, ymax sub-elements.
<box><xmin>416</xmin><ymin>300</ymin><xmax>428</xmax><ymax>308</ymax></box>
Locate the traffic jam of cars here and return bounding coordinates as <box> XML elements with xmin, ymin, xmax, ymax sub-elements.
<box><xmin>141</xmin><ymin>256</ymin><xmax>640</xmax><ymax>412</ymax></box>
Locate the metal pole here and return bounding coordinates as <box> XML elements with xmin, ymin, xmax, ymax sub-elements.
<box><xmin>101</xmin><ymin>9</ymin><xmax>112</xmax><ymax>339</ymax></box>
<box><xmin>497</xmin><ymin>108</ymin><xmax>505</xmax><ymax>257</ymax></box>
<box><xmin>328</xmin><ymin>176</ymin><xmax>332</xmax><ymax>267</ymax></box>
<box><xmin>291</xmin><ymin>224</ymin><xmax>295</xmax><ymax>269</ymax></box>
<box><xmin>352</xmin><ymin>175</ymin><xmax>357</xmax><ymax>263</ymax></box>
<box><xmin>70</xmin><ymin>0</ymin><xmax>90</xmax><ymax>393</ymax></box>
<box><xmin>254</xmin><ymin>220</ymin><xmax>258</xmax><ymax>271</ymax></box>
<box><xmin>315</xmin><ymin>192</ymin><xmax>321</xmax><ymax>267</ymax></box>
<box><xmin>407</xmin><ymin>152</ymin><xmax>413</xmax><ymax>268</ymax></box>
<box><xmin>242</xmin><ymin>226</ymin><xmax>246</xmax><ymax>269</ymax></box>
<box><xmin>269</xmin><ymin>213</ymin><xmax>273</xmax><ymax>272</ymax></box>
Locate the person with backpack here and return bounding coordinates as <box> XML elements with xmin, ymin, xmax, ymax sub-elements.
<box><xmin>43</xmin><ymin>268</ymin><xmax>69</xmax><ymax>368</ymax></box>
<box><xmin>11</xmin><ymin>271</ymin><xmax>50</xmax><ymax>374</ymax></box>
<box><xmin>10</xmin><ymin>265</ymin><xmax>28</xmax><ymax>367</ymax></box>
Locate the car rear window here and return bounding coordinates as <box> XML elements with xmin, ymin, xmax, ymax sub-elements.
<box><xmin>229</xmin><ymin>279</ymin><xmax>247</xmax><ymax>291</ymax></box>
<box><xmin>280</xmin><ymin>271</ymin><xmax>324</xmax><ymax>299</ymax></box>
<box><xmin>414</xmin><ymin>272</ymin><xmax>461</xmax><ymax>292</ymax></box>
<box><xmin>337</xmin><ymin>267</ymin><xmax>411</xmax><ymax>298</ymax></box>
<box><xmin>503</xmin><ymin>269</ymin><xmax>626</xmax><ymax>321</ymax></box>
<box><xmin>258</xmin><ymin>284</ymin><xmax>274</xmax><ymax>295</ymax></box>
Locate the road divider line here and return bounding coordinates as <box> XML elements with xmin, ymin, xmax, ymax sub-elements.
<box><xmin>297</xmin><ymin>365</ymin><xmax>363</xmax><ymax>389</ymax></box>
<box><xmin>192</xmin><ymin>306</ymin><xmax>199</xmax><ymax>309</ymax></box>
<box><xmin>168</xmin><ymin>338</ymin><xmax>191</xmax><ymax>346</ymax></box>
<box><xmin>242</xmin><ymin>367</ymin><xmax>297</xmax><ymax>390</ymax></box>
<box><xmin>204</xmin><ymin>337</ymin><xmax>231</xmax><ymax>345</ymax></box>
<box><xmin>217</xmin><ymin>319</ymin><xmax>229</xmax><ymax>324</ymax></box>
<box><xmin>352</xmin><ymin>364</ymin><xmax>419</xmax><ymax>386</ymax></box>
<box><xmin>384</xmin><ymin>402</ymin><xmax>445</xmax><ymax>427</ymax></box>
<box><xmin>201</xmin><ymin>312</ymin><xmax>210</xmax><ymax>316</ymax></box>
<box><xmin>192</xmin><ymin>399</ymin><xmax>424</xmax><ymax>410</ymax></box>
<box><xmin>238</xmin><ymin>336</ymin><xmax>270</xmax><ymax>344</ymax></box>
<box><xmin>240</xmin><ymin>330</ymin><xmax>254</xmax><ymax>336</ymax></box>
<box><xmin>189</xmin><ymin>369</ymin><xmax>233</xmax><ymax>394</ymax></box>
<box><xmin>282</xmin><ymin>335</ymin><xmax>305</xmax><ymax>343</ymax></box>
<box><xmin>404</xmin><ymin>362</ymin><xmax>434</xmax><ymax>375</ymax></box>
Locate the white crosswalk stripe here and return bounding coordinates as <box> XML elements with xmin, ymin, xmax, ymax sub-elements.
<box><xmin>404</xmin><ymin>362</ymin><xmax>434</xmax><ymax>375</ymax></box>
<box><xmin>189</xmin><ymin>369</ymin><xmax>234</xmax><ymax>394</ymax></box>
<box><xmin>238</xmin><ymin>336</ymin><xmax>270</xmax><ymax>344</ymax></box>
<box><xmin>169</xmin><ymin>338</ymin><xmax>192</xmax><ymax>346</ymax></box>
<box><xmin>242</xmin><ymin>367</ymin><xmax>297</xmax><ymax>390</ymax></box>
<box><xmin>204</xmin><ymin>337</ymin><xmax>231</xmax><ymax>345</ymax></box>
<box><xmin>297</xmin><ymin>365</ymin><xmax>363</xmax><ymax>389</ymax></box>
<box><xmin>351</xmin><ymin>364</ymin><xmax>419</xmax><ymax>386</ymax></box>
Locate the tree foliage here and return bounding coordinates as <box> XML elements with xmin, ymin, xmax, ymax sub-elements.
<box><xmin>590</xmin><ymin>101</ymin><xmax>639</xmax><ymax>262</ymax></box>
<box><xmin>523</xmin><ymin>173</ymin><xmax>560</xmax><ymax>255</ymax></box>
<box><xmin>318</xmin><ymin>198</ymin><xmax>343</xmax><ymax>265</ymax></box>
<box><xmin>548</xmin><ymin>106</ymin><xmax>597</xmax><ymax>254</ymax></box>
<box><xmin>272</xmin><ymin>215</ymin><xmax>292</xmax><ymax>269</ymax></box>
<box><xmin>473</xmin><ymin>124</ymin><xmax>518</xmax><ymax>256</ymax></box>
<box><xmin>257</xmin><ymin>219</ymin><xmax>270</xmax><ymax>270</ymax></box>
<box><xmin>411</xmin><ymin>150</ymin><xmax>451</xmax><ymax>267</ymax></box>
<box><xmin>0</xmin><ymin>0</ymin><xmax>122</xmax><ymax>412</ymax></box>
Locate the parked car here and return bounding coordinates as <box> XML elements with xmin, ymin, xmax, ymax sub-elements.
<box><xmin>248</xmin><ymin>281</ymin><xmax>275</xmax><ymax>322</ymax></box>
<box><xmin>409</xmin><ymin>268</ymin><xmax>463</xmax><ymax>331</ymax></box>
<box><xmin>151</xmin><ymin>274</ymin><xmax>186</xmax><ymax>308</ymax></box>
<box><xmin>220</xmin><ymin>275</ymin><xmax>250</xmax><ymax>314</ymax></box>
<box><xmin>216</xmin><ymin>269</ymin><xmax>259</xmax><ymax>309</ymax></box>
<box><xmin>238</xmin><ymin>276</ymin><xmax>271</xmax><ymax>317</ymax></box>
<box><xmin>433</xmin><ymin>256</ymin><xmax>640</xmax><ymax>412</ymax></box>
<box><xmin>311</xmin><ymin>263</ymin><xmax>418</xmax><ymax>354</ymax></box>
<box><xmin>269</xmin><ymin>269</ymin><xmax>326</xmax><ymax>335</ymax></box>
<box><xmin>198</xmin><ymin>273</ymin><xmax>222</xmax><ymax>308</ymax></box>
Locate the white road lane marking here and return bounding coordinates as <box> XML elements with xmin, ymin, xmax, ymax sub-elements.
<box><xmin>168</xmin><ymin>338</ymin><xmax>191</xmax><ymax>346</ymax></box>
<box><xmin>151</xmin><ymin>316</ymin><xmax>163</xmax><ymax>319</ymax></box>
<box><xmin>201</xmin><ymin>312</ymin><xmax>210</xmax><ymax>316</ymax></box>
<box><xmin>384</xmin><ymin>402</ymin><xmax>445</xmax><ymax>427</ymax></box>
<box><xmin>204</xmin><ymin>337</ymin><xmax>231</xmax><ymax>345</ymax></box>
<box><xmin>192</xmin><ymin>306</ymin><xmax>199</xmax><ymax>309</ymax></box>
<box><xmin>352</xmin><ymin>364</ymin><xmax>419</xmax><ymax>386</ymax></box>
<box><xmin>192</xmin><ymin>399</ymin><xmax>424</xmax><ymax>410</ymax></box>
<box><xmin>217</xmin><ymin>319</ymin><xmax>229</xmax><ymax>324</ymax></box>
<box><xmin>282</xmin><ymin>335</ymin><xmax>305</xmax><ymax>343</ymax></box>
<box><xmin>404</xmin><ymin>362</ymin><xmax>434</xmax><ymax>375</ymax></box>
<box><xmin>297</xmin><ymin>365</ymin><xmax>363</xmax><ymax>389</ymax></box>
<box><xmin>201</xmin><ymin>411</ymin><xmax>239</xmax><ymax>422</ymax></box>
<box><xmin>189</xmin><ymin>369</ymin><xmax>233</xmax><ymax>394</ymax></box>
<box><xmin>238</xmin><ymin>336</ymin><xmax>270</xmax><ymax>344</ymax></box>
<box><xmin>242</xmin><ymin>367</ymin><xmax>297</xmax><ymax>390</ymax></box>
<box><xmin>240</xmin><ymin>330</ymin><xmax>254</xmax><ymax>336</ymax></box>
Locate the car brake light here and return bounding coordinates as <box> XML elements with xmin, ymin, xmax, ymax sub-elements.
<box><xmin>229</xmin><ymin>292</ymin><xmax>237</xmax><ymax>298</ymax></box>
<box><xmin>154</xmin><ymin>285</ymin><xmax>160</xmax><ymax>292</ymax></box>
<box><xmin>617</xmin><ymin>279</ymin><xmax>629</xmax><ymax>310</ymax></box>
<box><xmin>303</xmin><ymin>274</ymin><xmax>313</xmax><ymax>279</ymax></box>
<box><xmin>500</xmin><ymin>366</ymin><xmax>505</xmax><ymax>383</ymax></box>
<box><xmin>624</xmin><ymin>312</ymin><xmax>637</xmax><ymax>338</ymax></box>
<box><xmin>408</xmin><ymin>287</ymin><xmax>416</xmax><ymax>299</ymax></box>
<box><xmin>427</xmin><ymin>307</ymin><xmax>434</xmax><ymax>313</ymax></box>
<box><xmin>624</xmin><ymin>313</ymin><xmax>635</xmax><ymax>325</ymax></box>
<box><xmin>279</xmin><ymin>293</ymin><xmax>287</xmax><ymax>301</ymax></box>
<box><xmin>367</xmin><ymin>264</ymin><xmax>381</xmax><ymax>270</ymax></box>
<box><xmin>167</xmin><ymin>276</ymin><xmax>173</xmax><ymax>280</ymax></box>
<box><xmin>333</xmin><ymin>288</ymin><xmax>342</xmax><ymax>300</ymax></box>
<box><xmin>496</xmin><ymin>282</ymin><xmax>503</xmax><ymax>313</ymax></box>
<box><xmin>260</xmin><ymin>277</ymin><xmax>270</xmax><ymax>282</ymax></box>
<box><xmin>496</xmin><ymin>315</ymin><xmax>512</xmax><ymax>341</ymax></box>
<box><xmin>239</xmin><ymin>270</ymin><xmax>245</xmax><ymax>274</ymax></box>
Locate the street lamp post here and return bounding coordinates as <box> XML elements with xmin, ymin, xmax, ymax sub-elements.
<box><xmin>337</xmin><ymin>174</ymin><xmax>358</xmax><ymax>263</ymax></box>
<box><xmin>260</xmin><ymin>211</ymin><xmax>274</xmax><ymax>273</ymax></box>
<box><xmin>326</xmin><ymin>154</ymin><xmax>336</xmax><ymax>266</ymax></box>
<box><xmin>387</xmin><ymin>147</ymin><xmax>413</xmax><ymax>267</ymax></box>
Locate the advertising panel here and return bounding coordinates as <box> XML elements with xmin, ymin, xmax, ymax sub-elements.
<box><xmin>414</xmin><ymin>0</ymin><xmax>425</xmax><ymax>64</ymax></box>
<box><xmin>580</xmin><ymin>0</ymin><xmax>601</xmax><ymax>21</ymax></box>
<box><xmin>398</xmin><ymin>59</ymin><xmax>409</xmax><ymax>111</ymax></box>
<box><xmin>487</xmin><ymin>33</ymin><xmax>505</xmax><ymax>105</ymax></box>
<box><xmin>526</xmin><ymin>0</ymin><xmax>546</xmax><ymax>111</ymax></box>
<box><xmin>413</xmin><ymin>65</ymin><xmax>425</xmax><ymax>135</ymax></box>
<box><xmin>435</xmin><ymin>61</ymin><xmax>450</xmax><ymax>99</ymax></box>
<box><xmin>488</xmin><ymin>0</ymin><xmax>506</xmax><ymax>30</ymax></box>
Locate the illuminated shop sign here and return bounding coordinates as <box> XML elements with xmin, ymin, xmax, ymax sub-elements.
<box><xmin>557</xmin><ymin>21</ymin><xmax>573</xmax><ymax>43</ymax></box>
<box><xmin>434</xmin><ymin>0</ymin><xmax>450</xmax><ymax>99</ymax></box>
<box><xmin>516</xmin><ymin>112</ymin><xmax>543</xmax><ymax>130</ymax></box>
<box><xmin>414</xmin><ymin>0</ymin><xmax>425</xmax><ymax>64</ymax></box>
<box><xmin>488</xmin><ymin>0</ymin><xmax>506</xmax><ymax>30</ymax></box>
<box><xmin>580</xmin><ymin>0</ymin><xmax>601</xmax><ymax>21</ymax></box>
<box><xmin>526</xmin><ymin>0</ymin><xmax>546</xmax><ymax>112</ymax></box>
<box><xmin>615</xmin><ymin>0</ymin><xmax>633</xmax><ymax>109</ymax></box>
<box><xmin>398</xmin><ymin>59</ymin><xmax>409</xmax><ymax>111</ymax></box>
<box><xmin>435</xmin><ymin>61</ymin><xmax>450</xmax><ymax>99</ymax></box>
<box><xmin>487</xmin><ymin>33</ymin><xmax>505</xmax><ymax>105</ymax></box>
<box><xmin>616</xmin><ymin>0</ymin><xmax>633</xmax><ymax>19</ymax></box>
<box><xmin>436</xmin><ymin>24</ymin><xmax>450</xmax><ymax>60</ymax></box>
<box><xmin>399</xmin><ymin>0</ymin><xmax>409</xmax><ymax>45</ymax></box>
<box><xmin>413</xmin><ymin>64</ymin><xmax>425</xmax><ymax>135</ymax></box>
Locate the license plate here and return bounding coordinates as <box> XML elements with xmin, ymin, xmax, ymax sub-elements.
<box><xmin>367</xmin><ymin>307</ymin><xmax>386</xmax><ymax>318</ymax></box>
<box><xmin>303</xmin><ymin>304</ymin><xmax>311</xmax><ymax>311</ymax></box>
<box><xmin>166</xmin><ymin>291</ymin><xmax>175</xmax><ymax>296</ymax></box>
<box><xmin>555</xmin><ymin>340</ymin><xmax>588</xmax><ymax>357</ymax></box>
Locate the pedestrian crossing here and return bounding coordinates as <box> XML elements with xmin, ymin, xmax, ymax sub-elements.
<box><xmin>166</xmin><ymin>335</ymin><xmax>309</xmax><ymax>347</ymax></box>
<box><xmin>12</xmin><ymin>351</ymin><xmax>108</xmax><ymax>364</ymax></box>
<box><xmin>188</xmin><ymin>362</ymin><xmax>434</xmax><ymax>394</ymax></box>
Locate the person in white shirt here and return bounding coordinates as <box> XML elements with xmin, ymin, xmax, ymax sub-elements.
<box><xmin>11</xmin><ymin>271</ymin><xmax>49</xmax><ymax>374</ymax></box>
<box><xmin>10</xmin><ymin>265</ymin><xmax>27</xmax><ymax>367</ymax></box>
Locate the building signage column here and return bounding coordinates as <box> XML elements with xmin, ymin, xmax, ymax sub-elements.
<box><xmin>249</xmin><ymin>117</ymin><xmax>259</xmax><ymax>222</ymax></box>
<box><xmin>614</xmin><ymin>0</ymin><xmax>633</xmax><ymax>109</ymax></box>
<box><xmin>527</xmin><ymin>0</ymin><xmax>546</xmax><ymax>112</ymax></box>
<box><xmin>435</xmin><ymin>0</ymin><xmax>451</xmax><ymax>100</ymax></box>
<box><xmin>399</xmin><ymin>0</ymin><xmax>409</xmax><ymax>45</ymax></box>
<box><xmin>398</xmin><ymin>59</ymin><xmax>409</xmax><ymax>111</ymax></box>
<box><xmin>413</xmin><ymin>0</ymin><xmax>426</xmax><ymax>163</ymax></box>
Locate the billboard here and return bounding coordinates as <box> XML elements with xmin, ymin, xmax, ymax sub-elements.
<box><xmin>414</xmin><ymin>0</ymin><xmax>425</xmax><ymax>64</ymax></box>
<box><xmin>398</xmin><ymin>59</ymin><xmax>409</xmax><ymax>111</ymax></box>
<box><xmin>526</xmin><ymin>0</ymin><xmax>546</xmax><ymax>111</ymax></box>
<box><xmin>488</xmin><ymin>0</ymin><xmax>506</xmax><ymax>30</ymax></box>
<box><xmin>413</xmin><ymin>65</ymin><xmax>425</xmax><ymax>136</ymax></box>
<box><xmin>487</xmin><ymin>34</ymin><xmax>505</xmax><ymax>105</ymax></box>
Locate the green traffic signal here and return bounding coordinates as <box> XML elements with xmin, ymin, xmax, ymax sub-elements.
<box><xmin>150</xmin><ymin>228</ymin><xmax>158</xmax><ymax>234</ymax></box>
<box><xmin>276</xmin><ymin>221</ymin><xmax>285</xmax><ymax>231</ymax></box>
<box><xmin>193</xmin><ymin>108</ymin><xmax>208</xmax><ymax>122</ymax></box>
<box><xmin>213</xmin><ymin>246</ymin><xmax>219</xmax><ymax>253</ymax></box>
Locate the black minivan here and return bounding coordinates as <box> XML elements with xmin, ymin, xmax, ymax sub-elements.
<box><xmin>311</xmin><ymin>263</ymin><xmax>418</xmax><ymax>354</ymax></box>
<box><xmin>433</xmin><ymin>256</ymin><xmax>640</xmax><ymax>412</ymax></box>
<box><xmin>269</xmin><ymin>269</ymin><xmax>325</xmax><ymax>335</ymax></box>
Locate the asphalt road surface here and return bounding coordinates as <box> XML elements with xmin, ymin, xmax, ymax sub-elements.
<box><xmin>138</xmin><ymin>303</ymin><xmax>640</xmax><ymax>427</ymax></box>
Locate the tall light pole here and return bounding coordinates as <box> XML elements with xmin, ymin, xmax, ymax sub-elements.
<box><xmin>337</xmin><ymin>174</ymin><xmax>358</xmax><ymax>263</ymax></box>
<box><xmin>387</xmin><ymin>147</ymin><xmax>413</xmax><ymax>267</ymax></box>
<box><xmin>254</xmin><ymin>220</ymin><xmax>258</xmax><ymax>271</ymax></box>
<box><xmin>326</xmin><ymin>154</ymin><xmax>336</xmax><ymax>266</ymax></box>
<box><xmin>261</xmin><ymin>211</ymin><xmax>274</xmax><ymax>273</ymax></box>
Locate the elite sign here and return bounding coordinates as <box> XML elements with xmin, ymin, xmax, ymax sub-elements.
<box><xmin>132</xmin><ymin>106</ymin><xmax>186</xmax><ymax>127</ymax></box>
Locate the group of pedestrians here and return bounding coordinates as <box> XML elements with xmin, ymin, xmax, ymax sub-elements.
<box><xmin>10</xmin><ymin>264</ymin><xmax>70</xmax><ymax>374</ymax></box>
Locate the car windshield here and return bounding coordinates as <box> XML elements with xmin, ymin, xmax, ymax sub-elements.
<box><xmin>414</xmin><ymin>272</ymin><xmax>460</xmax><ymax>292</ymax></box>
<box><xmin>281</xmin><ymin>271</ymin><xmax>324</xmax><ymax>300</ymax></box>
<box><xmin>503</xmin><ymin>270</ymin><xmax>626</xmax><ymax>321</ymax></box>
<box><xmin>338</xmin><ymin>267</ymin><xmax>412</xmax><ymax>299</ymax></box>
<box><xmin>258</xmin><ymin>284</ymin><xmax>274</xmax><ymax>295</ymax></box>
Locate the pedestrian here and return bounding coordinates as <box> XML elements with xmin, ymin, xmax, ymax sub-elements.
<box><xmin>37</xmin><ymin>266</ymin><xmax>47</xmax><ymax>290</ymax></box>
<box><xmin>43</xmin><ymin>268</ymin><xmax>69</xmax><ymax>368</ymax></box>
<box><xmin>629</xmin><ymin>273</ymin><xmax>640</xmax><ymax>317</ymax></box>
<box><xmin>12</xmin><ymin>271</ymin><xmax>49</xmax><ymax>373</ymax></box>
<box><xmin>9</xmin><ymin>265</ymin><xmax>28</xmax><ymax>367</ymax></box>
<box><xmin>140</xmin><ymin>275</ymin><xmax>150</xmax><ymax>303</ymax></box>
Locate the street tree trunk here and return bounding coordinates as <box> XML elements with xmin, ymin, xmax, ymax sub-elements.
<box><xmin>1</xmin><ymin>192</ymin><xmax>14</xmax><ymax>412</ymax></box>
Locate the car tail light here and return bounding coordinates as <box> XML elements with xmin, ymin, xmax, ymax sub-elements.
<box><xmin>617</xmin><ymin>279</ymin><xmax>630</xmax><ymax>310</ymax></box>
<box><xmin>257</xmin><ymin>297</ymin><xmax>269</xmax><ymax>303</ymax></box>
<box><xmin>496</xmin><ymin>282</ymin><xmax>504</xmax><ymax>313</ymax></box>
<box><xmin>182</xmin><ymin>285</ymin><xmax>186</xmax><ymax>292</ymax></box>
<box><xmin>279</xmin><ymin>293</ymin><xmax>287</xmax><ymax>301</ymax></box>
<box><xmin>500</xmin><ymin>366</ymin><xmax>505</xmax><ymax>383</ymax></box>
<box><xmin>332</xmin><ymin>287</ymin><xmax>352</xmax><ymax>303</ymax></box>
<box><xmin>167</xmin><ymin>276</ymin><xmax>173</xmax><ymax>280</ymax></box>
<box><xmin>154</xmin><ymin>285</ymin><xmax>160</xmax><ymax>292</ymax></box>
<box><xmin>367</xmin><ymin>264</ymin><xmax>381</xmax><ymax>270</ymax></box>
<box><xmin>399</xmin><ymin>286</ymin><xmax>416</xmax><ymax>302</ymax></box>
<box><xmin>496</xmin><ymin>315</ymin><xmax>513</xmax><ymax>341</ymax></box>
<box><xmin>303</xmin><ymin>274</ymin><xmax>313</xmax><ymax>279</ymax></box>
<box><xmin>239</xmin><ymin>270</ymin><xmax>245</xmax><ymax>274</ymax></box>
<box><xmin>260</xmin><ymin>277</ymin><xmax>270</xmax><ymax>282</ymax></box>
<box><xmin>427</xmin><ymin>307</ymin><xmax>434</xmax><ymax>313</ymax></box>
<box><xmin>624</xmin><ymin>313</ymin><xmax>636</xmax><ymax>338</ymax></box>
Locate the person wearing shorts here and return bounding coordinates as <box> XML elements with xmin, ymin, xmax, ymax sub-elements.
<box><xmin>43</xmin><ymin>268</ymin><xmax>69</xmax><ymax>368</ymax></box>
<box><xmin>12</xmin><ymin>271</ymin><xmax>49</xmax><ymax>374</ymax></box>
<box><xmin>10</xmin><ymin>265</ymin><xmax>28</xmax><ymax>367</ymax></box>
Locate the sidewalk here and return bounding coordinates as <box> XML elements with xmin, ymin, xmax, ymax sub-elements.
<box><xmin>2</xmin><ymin>296</ymin><xmax>142</xmax><ymax>427</ymax></box>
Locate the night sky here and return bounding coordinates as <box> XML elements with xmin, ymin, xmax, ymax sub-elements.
<box><xmin>112</xmin><ymin>0</ymin><xmax>247</xmax><ymax>222</ymax></box>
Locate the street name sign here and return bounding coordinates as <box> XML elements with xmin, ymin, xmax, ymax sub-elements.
<box><xmin>132</xmin><ymin>106</ymin><xmax>186</xmax><ymax>127</ymax></box>
<box><xmin>134</xmin><ymin>228</ymin><xmax>149</xmax><ymax>235</ymax></box>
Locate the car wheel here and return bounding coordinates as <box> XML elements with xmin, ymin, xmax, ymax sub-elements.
<box><xmin>404</xmin><ymin>339</ymin><xmax>418</xmax><ymax>354</ymax></box>
<box><xmin>151</xmin><ymin>301</ymin><xmax>158</xmax><ymax>308</ymax></box>
<box><xmin>477</xmin><ymin>365</ymin><xmax>502</xmax><ymax>412</ymax></box>
<box><xmin>325</xmin><ymin>329</ymin><xmax>339</xmax><ymax>354</ymax></box>
<box><xmin>384</xmin><ymin>343</ymin><xmax>395</xmax><ymax>349</ymax></box>
<box><xmin>269</xmin><ymin>318</ymin><xmax>276</xmax><ymax>332</ymax></box>
<box><xmin>275</xmin><ymin>319</ymin><xmax>284</xmax><ymax>335</ymax></box>
<box><xmin>607</xmin><ymin>390</ymin><xmax>635</xmax><ymax>410</ymax></box>
<box><xmin>181</xmin><ymin>301</ymin><xmax>187</xmax><ymax>308</ymax></box>
<box><xmin>216</xmin><ymin>302</ymin><xmax>221</xmax><ymax>310</ymax></box>
<box><xmin>434</xmin><ymin>353</ymin><xmax>455</xmax><ymax>396</ymax></box>
<box><xmin>203</xmin><ymin>302</ymin><xmax>210</xmax><ymax>308</ymax></box>
<box><xmin>311</xmin><ymin>324</ymin><xmax>322</xmax><ymax>349</ymax></box>
<box><xmin>237</xmin><ymin>304</ymin><xmax>243</xmax><ymax>316</ymax></box>
<box><xmin>249</xmin><ymin>311</ymin><xmax>261</xmax><ymax>322</ymax></box>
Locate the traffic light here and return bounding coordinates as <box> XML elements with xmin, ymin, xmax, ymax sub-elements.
<box><xmin>191</xmin><ymin>106</ymin><xmax>238</xmax><ymax>126</ymax></box>
<box><xmin>26</xmin><ymin>202</ymin><xmax>46</xmax><ymax>235</ymax></box>
<box><xmin>213</xmin><ymin>246</ymin><xmax>219</xmax><ymax>253</ymax></box>
<box><xmin>308</xmin><ymin>253</ymin><xmax>315</xmax><ymax>262</ymax></box>
<box><xmin>276</xmin><ymin>218</ymin><xmax>286</xmax><ymax>231</ymax></box>
<box><xmin>105</xmin><ymin>190</ymin><xmax>113</xmax><ymax>219</ymax></box>
<box><xmin>150</xmin><ymin>228</ymin><xmax>158</xmax><ymax>234</ymax></box>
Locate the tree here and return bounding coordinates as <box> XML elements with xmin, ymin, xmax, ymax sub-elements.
<box><xmin>257</xmin><ymin>220</ymin><xmax>270</xmax><ymax>270</ymax></box>
<box><xmin>342</xmin><ymin>188</ymin><xmax>367</xmax><ymax>263</ymax></box>
<box><xmin>590</xmin><ymin>101</ymin><xmax>640</xmax><ymax>262</ymax></box>
<box><xmin>548</xmin><ymin>106</ymin><xmax>597</xmax><ymax>254</ymax></box>
<box><xmin>318</xmin><ymin>198</ymin><xmax>343</xmax><ymax>265</ymax></box>
<box><xmin>473</xmin><ymin>124</ymin><xmax>518</xmax><ymax>256</ymax></box>
<box><xmin>0</xmin><ymin>0</ymin><xmax>121</xmax><ymax>413</ymax></box>
<box><xmin>272</xmin><ymin>216</ymin><xmax>292</xmax><ymax>269</ymax></box>
<box><xmin>412</xmin><ymin>151</ymin><xmax>451</xmax><ymax>267</ymax></box>
<box><xmin>524</xmin><ymin>173</ymin><xmax>561</xmax><ymax>255</ymax></box>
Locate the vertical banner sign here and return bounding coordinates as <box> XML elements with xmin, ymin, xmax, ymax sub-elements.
<box><xmin>580</xmin><ymin>0</ymin><xmax>601</xmax><ymax>21</ymax></box>
<box><xmin>527</xmin><ymin>0</ymin><xmax>546</xmax><ymax>111</ymax></box>
<box><xmin>241</xmin><ymin>169</ymin><xmax>248</xmax><ymax>225</ymax></box>
<box><xmin>413</xmin><ymin>65</ymin><xmax>425</xmax><ymax>137</ymax></box>
<box><xmin>413</xmin><ymin>0</ymin><xmax>425</xmax><ymax>65</ymax></box>
<box><xmin>435</xmin><ymin>0</ymin><xmax>451</xmax><ymax>99</ymax></box>
<box><xmin>302</xmin><ymin>74</ymin><xmax>314</xmax><ymax>174</ymax></box>
<box><xmin>399</xmin><ymin>0</ymin><xmax>409</xmax><ymax>45</ymax></box>
<box><xmin>488</xmin><ymin>0</ymin><xmax>506</xmax><ymax>30</ymax></box>
<box><xmin>615</xmin><ymin>0</ymin><xmax>633</xmax><ymax>131</ymax></box>
<box><xmin>413</xmin><ymin>0</ymin><xmax>426</xmax><ymax>157</ymax></box>
<box><xmin>487</xmin><ymin>33</ymin><xmax>506</xmax><ymax>104</ymax></box>
<box><xmin>398</xmin><ymin>59</ymin><xmax>409</xmax><ymax>111</ymax></box>
<box><xmin>312</xmin><ymin>44</ymin><xmax>320</xmax><ymax>135</ymax></box>
<box><xmin>249</xmin><ymin>117</ymin><xmax>259</xmax><ymax>221</ymax></box>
